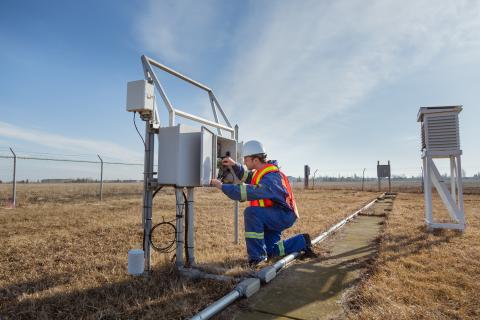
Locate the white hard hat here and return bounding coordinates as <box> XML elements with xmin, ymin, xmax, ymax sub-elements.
<box><xmin>242</xmin><ymin>140</ymin><xmax>266</xmax><ymax>157</ymax></box>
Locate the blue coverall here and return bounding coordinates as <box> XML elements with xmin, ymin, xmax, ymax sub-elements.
<box><xmin>221</xmin><ymin>161</ymin><xmax>307</xmax><ymax>264</ymax></box>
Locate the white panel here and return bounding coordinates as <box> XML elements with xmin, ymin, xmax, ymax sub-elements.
<box><xmin>157</xmin><ymin>124</ymin><xmax>202</xmax><ymax>187</ymax></box>
<box><xmin>200</xmin><ymin>127</ymin><xmax>215</xmax><ymax>186</ymax></box>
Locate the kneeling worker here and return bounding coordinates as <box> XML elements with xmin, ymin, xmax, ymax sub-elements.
<box><xmin>210</xmin><ymin>140</ymin><xmax>314</xmax><ymax>266</ymax></box>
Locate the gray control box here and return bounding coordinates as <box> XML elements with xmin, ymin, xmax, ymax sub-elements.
<box><xmin>158</xmin><ymin>125</ymin><xmax>201</xmax><ymax>187</ymax></box>
<box><xmin>157</xmin><ymin>124</ymin><xmax>238</xmax><ymax>187</ymax></box>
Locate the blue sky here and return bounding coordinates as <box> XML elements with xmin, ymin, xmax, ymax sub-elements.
<box><xmin>1</xmin><ymin>0</ymin><xmax>479</xmax><ymax>181</ymax></box>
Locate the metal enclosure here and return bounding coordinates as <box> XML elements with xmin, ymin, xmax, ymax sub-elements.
<box><xmin>157</xmin><ymin>124</ymin><xmax>202</xmax><ymax>187</ymax></box>
<box><xmin>157</xmin><ymin>124</ymin><xmax>238</xmax><ymax>187</ymax></box>
<box><xmin>126</xmin><ymin>80</ymin><xmax>155</xmax><ymax>113</ymax></box>
<box><xmin>418</xmin><ymin>105</ymin><xmax>464</xmax><ymax>231</ymax></box>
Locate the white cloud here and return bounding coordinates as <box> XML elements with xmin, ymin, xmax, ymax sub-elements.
<box><xmin>0</xmin><ymin>121</ymin><xmax>142</xmax><ymax>162</ymax></box>
<box><xmin>216</xmin><ymin>0</ymin><xmax>480</xmax><ymax>173</ymax></box>
<box><xmin>135</xmin><ymin>0</ymin><xmax>233</xmax><ymax>66</ymax></box>
<box><xmin>133</xmin><ymin>0</ymin><xmax>480</xmax><ymax>175</ymax></box>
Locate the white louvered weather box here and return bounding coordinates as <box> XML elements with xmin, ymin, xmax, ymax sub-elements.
<box><xmin>417</xmin><ymin>105</ymin><xmax>465</xmax><ymax>231</ymax></box>
<box><xmin>419</xmin><ymin>106</ymin><xmax>461</xmax><ymax>152</ymax></box>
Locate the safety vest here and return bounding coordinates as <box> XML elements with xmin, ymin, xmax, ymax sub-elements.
<box><xmin>249</xmin><ymin>164</ymin><xmax>299</xmax><ymax>217</ymax></box>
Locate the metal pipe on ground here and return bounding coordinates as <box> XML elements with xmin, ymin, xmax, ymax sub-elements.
<box><xmin>189</xmin><ymin>195</ymin><xmax>383</xmax><ymax>320</ymax></box>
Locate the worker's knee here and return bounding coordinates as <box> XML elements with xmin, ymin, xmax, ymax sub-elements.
<box><xmin>243</xmin><ymin>206</ymin><xmax>256</xmax><ymax>218</ymax></box>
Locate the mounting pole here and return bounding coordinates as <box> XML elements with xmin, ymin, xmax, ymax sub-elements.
<box><xmin>97</xmin><ymin>154</ymin><xmax>104</xmax><ymax>201</ymax></box>
<box><xmin>175</xmin><ymin>187</ymin><xmax>185</xmax><ymax>267</ymax></box>
<box><xmin>234</xmin><ymin>124</ymin><xmax>239</xmax><ymax>244</ymax></box>
<box><xmin>142</xmin><ymin>118</ymin><xmax>155</xmax><ymax>272</ymax></box>
<box><xmin>9</xmin><ymin>147</ymin><xmax>16</xmax><ymax>208</ymax></box>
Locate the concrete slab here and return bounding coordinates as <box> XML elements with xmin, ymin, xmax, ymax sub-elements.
<box><xmin>233</xmin><ymin>215</ymin><xmax>384</xmax><ymax>320</ymax></box>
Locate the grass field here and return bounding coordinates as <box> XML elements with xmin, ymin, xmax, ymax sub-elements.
<box><xmin>346</xmin><ymin>192</ymin><xmax>480</xmax><ymax>320</ymax></box>
<box><xmin>1</xmin><ymin>183</ymin><xmax>479</xmax><ymax>319</ymax></box>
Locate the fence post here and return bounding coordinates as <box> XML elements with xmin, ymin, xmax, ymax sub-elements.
<box><xmin>9</xmin><ymin>147</ymin><xmax>16</xmax><ymax>208</ymax></box>
<box><xmin>388</xmin><ymin>160</ymin><xmax>391</xmax><ymax>192</ymax></box>
<box><xmin>362</xmin><ymin>168</ymin><xmax>366</xmax><ymax>191</ymax></box>
<box><xmin>97</xmin><ymin>154</ymin><xmax>103</xmax><ymax>201</ymax></box>
<box><xmin>313</xmin><ymin>169</ymin><xmax>318</xmax><ymax>189</ymax></box>
<box><xmin>377</xmin><ymin>161</ymin><xmax>381</xmax><ymax>191</ymax></box>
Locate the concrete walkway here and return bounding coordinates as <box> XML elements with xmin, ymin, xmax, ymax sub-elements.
<box><xmin>233</xmin><ymin>195</ymin><xmax>394</xmax><ymax>320</ymax></box>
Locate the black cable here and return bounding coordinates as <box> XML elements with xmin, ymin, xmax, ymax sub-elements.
<box><xmin>133</xmin><ymin>112</ymin><xmax>146</xmax><ymax>147</ymax></box>
<box><xmin>153</xmin><ymin>186</ymin><xmax>163</xmax><ymax>198</ymax></box>
<box><xmin>183</xmin><ymin>191</ymin><xmax>189</xmax><ymax>267</ymax></box>
<box><xmin>149</xmin><ymin>219</ymin><xmax>177</xmax><ymax>253</ymax></box>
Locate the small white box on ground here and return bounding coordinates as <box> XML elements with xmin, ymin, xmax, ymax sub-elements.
<box><xmin>126</xmin><ymin>80</ymin><xmax>154</xmax><ymax>113</ymax></box>
<box><xmin>128</xmin><ymin>249</ymin><xmax>144</xmax><ymax>275</ymax></box>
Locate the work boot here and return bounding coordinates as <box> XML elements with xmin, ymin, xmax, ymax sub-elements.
<box><xmin>247</xmin><ymin>258</ymin><xmax>268</xmax><ymax>269</ymax></box>
<box><xmin>301</xmin><ymin>233</ymin><xmax>318</xmax><ymax>258</ymax></box>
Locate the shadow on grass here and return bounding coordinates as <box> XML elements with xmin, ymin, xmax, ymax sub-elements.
<box><xmin>378</xmin><ymin>227</ymin><xmax>462</xmax><ymax>264</ymax></box>
<box><xmin>0</xmin><ymin>264</ymin><xmax>233</xmax><ymax>320</ymax></box>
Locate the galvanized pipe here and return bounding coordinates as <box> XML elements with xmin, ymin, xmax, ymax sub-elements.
<box><xmin>144</xmin><ymin>55</ymin><xmax>212</xmax><ymax>92</ymax></box>
<box><xmin>143</xmin><ymin>123</ymin><xmax>155</xmax><ymax>272</ymax></box>
<box><xmin>209</xmin><ymin>92</ymin><xmax>222</xmax><ymax>136</ymax></box>
<box><xmin>141</xmin><ymin>55</ymin><xmax>175</xmax><ymax>117</ymax></box>
<box><xmin>174</xmin><ymin>109</ymin><xmax>234</xmax><ymax>133</ymax></box>
<box><xmin>234</xmin><ymin>125</ymin><xmax>239</xmax><ymax>244</ymax></box>
<box><xmin>190</xmin><ymin>196</ymin><xmax>381</xmax><ymax>320</ymax></box>
<box><xmin>187</xmin><ymin>188</ymin><xmax>195</xmax><ymax>265</ymax></box>
<box><xmin>175</xmin><ymin>187</ymin><xmax>185</xmax><ymax>267</ymax></box>
<box><xmin>190</xmin><ymin>291</ymin><xmax>240</xmax><ymax>320</ymax></box>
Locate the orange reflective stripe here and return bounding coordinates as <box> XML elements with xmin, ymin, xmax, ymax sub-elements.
<box><xmin>250</xmin><ymin>164</ymin><xmax>279</xmax><ymax>207</ymax></box>
<box><xmin>253</xmin><ymin>165</ymin><xmax>278</xmax><ymax>184</ymax></box>
<box><xmin>279</xmin><ymin>171</ymin><xmax>299</xmax><ymax>217</ymax></box>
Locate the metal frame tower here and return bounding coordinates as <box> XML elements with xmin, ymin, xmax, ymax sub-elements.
<box><xmin>127</xmin><ymin>55</ymin><xmax>240</xmax><ymax>273</ymax></box>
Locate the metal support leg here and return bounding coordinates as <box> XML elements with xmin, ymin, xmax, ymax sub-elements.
<box><xmin>455</xmin><ymin>155</ymin><xmax>465</xmax><ymax>226</ymax></box>
<box><xmin>142</xmin><ymin>123</ymin><xmax>155</xmax><ymax>272</ymax></box>
<box><xmin>175</xmin><ymin>187</ymin><xmax>185</xmax><ymax>267</ymax></box>
<box><xmin>423</xmin><ymin>156</ymin><xmax>433</xmax><ymax>227</ymax></box>
<box><xmin>187</xmin><ymin>188</ymin><xmax>195</xmax><ymax>266</ymax></box>
<box><xmin>450</xmin><ymin>156</ymin><xmax>456</xmax><ymax>204</ymax></box>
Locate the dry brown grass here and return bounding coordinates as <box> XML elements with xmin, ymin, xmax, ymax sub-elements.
<box><xmin>0</xmin><ymin>184</ymin><xmax>376</xmax><ymax>319</ymax></box>
<box><xmin>346</xmin><ymin>192</ymin><xmax>480</xmax><ymax>320</ymax></box>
